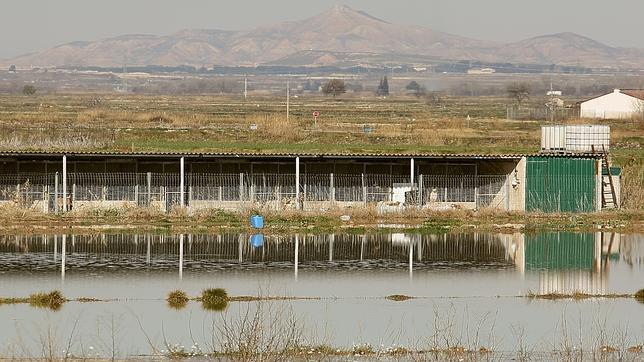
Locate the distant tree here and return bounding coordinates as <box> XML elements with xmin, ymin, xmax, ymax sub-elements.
<box><xmin>425</xmin><ymin>91</ymin><xmax>442</xmax><ymax>106</ymax></box>
<box><xmin>8</xmin><ymin>65</ymin><xmax>16</xmax><ymax>73</ymax></box>
<box><xmin>321</xmin><ymin>79</ymin><xmax>346</xmax><ymax>97</ymax></box>
<box><xmin>405</xmin><ymin>81</ymin><xmax>426</xmax><ymax>97</ymax></box>
<box><xmin>22</xmin><ymin>84</ymin><xmax>36</xmax><ymax>96</ymax></box>
<box><xmin>346</xmin><ymin>82</ymin><xmax>364</xmax><ymax>93</ymax></box>
<box><xmin>506</xmin><ymin>82</ymin><xmax>531</xmax><ymax>105</ymax></box>
<box><xmin>376</xmin><ymin>76</ymin><xmax>389</xmax><ymax>96</ymax></box>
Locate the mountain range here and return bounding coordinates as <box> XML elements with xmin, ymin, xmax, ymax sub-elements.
<box><xmin>5</xmin><ymin>5</ymin><xmax>644</xmax><ymax>70</ymax></box>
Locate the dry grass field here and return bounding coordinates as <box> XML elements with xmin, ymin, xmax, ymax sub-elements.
<box><xmin>0</xmin><ymin>93</ymin><xmax>641</xmax><ymax>209</ymax></box>
<box><xmin>0</xmin><ymin>93</ymin><xmax>641</xmax><ymax>158</ymax></box>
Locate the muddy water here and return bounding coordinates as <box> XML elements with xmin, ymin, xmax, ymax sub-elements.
<box><xmin>0</xmin><ymin>232</ymin><xmax>642</xmax><ymax>358</ymax></box>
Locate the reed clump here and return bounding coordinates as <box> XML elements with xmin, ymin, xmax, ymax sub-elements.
<box><xmin>167</xmin><ymin>290</ymin><xmax>189</xmax><ymax>310</ymax></box>
<box><xmin>635</xmin><ymin>289</ymin><xmax>644</xmax><ymax>303</ymax></box>
<box><xmin>27</xmin><ymin>290</ymin><xmax>66</xmax><ymax>310</ymax></box>
<box><xmin>200</xmin><ymin>288</ymin><xmax>229</xmax><ymax>311</ymax></box>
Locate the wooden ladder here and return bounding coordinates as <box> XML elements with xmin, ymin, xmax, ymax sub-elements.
<box><xmin>600</xmin><ymin>145</ymin><xmax>618</xmax><ymax>209</ymax></box>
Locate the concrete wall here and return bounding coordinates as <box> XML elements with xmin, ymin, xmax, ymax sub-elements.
<box><xmin>506</xmin><ymin>157</ymin><xmax>526</xmax><ymax>211</ymax></box>
<box><xmin>581</xmin><ymin>90</ymin><xmax>644</xmax><ymax>119</ymax></box>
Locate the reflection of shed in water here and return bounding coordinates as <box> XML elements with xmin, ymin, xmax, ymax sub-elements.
<box><xmin>520</xmin><ymin>232</ymin><xmax>629</xmax><ymax>295</ymax></box>
<box><xmin>0</xmin><ymin>232</ymin><xmax>518</xmax><ymax>269</ymax></box>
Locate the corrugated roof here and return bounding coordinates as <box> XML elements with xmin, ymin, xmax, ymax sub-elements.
<box><xmin>0</xmin><ymin>150</ymin><xmax>601</xmax><ymax>159</ymax></box>
<box><xmin>622</xmin><ymin>89</ymin><xmax>644</xmax><ymax>100</ymax></box>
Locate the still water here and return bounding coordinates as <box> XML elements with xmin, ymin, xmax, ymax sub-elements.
<box><xmin>0</xmin><ymin>232</ymin><xmax>642</xmax><ymax>357</ymax></box>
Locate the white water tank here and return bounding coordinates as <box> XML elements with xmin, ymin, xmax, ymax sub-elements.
<box><xmin>541</xmin><ymin>125</ymin><xmax>566</xmax><ymax>151</ymax></box>
<box><xmin>541</xmin><ymin>125</ymin><xmax>610</xmax><ymax>152</ymax></box>
<box><xmin>565</xmin><ymin>125</ymin><xmax>610</xmax><ymax>152</ymax></box>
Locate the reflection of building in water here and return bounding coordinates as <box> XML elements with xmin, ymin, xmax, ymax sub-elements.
<box><xmin>619</xmin><ymin>234</ymin><xmax>644</xmax><ymax>267</ymax></box>
<box><xmin>0</xmin><ymin>233</ymin><xmax>524</xmax><ymax>279</ymax></box>
<box><xmin>3</xmin><ymin>232</ymin><xmax>638</xmax><ymax>287</ymax></box>
<box><xmin>0</xmin><ymin>233</ymin><xmax>517</xmax><ymax>264</ymax></box>
<box><xmin>516</xmin><ymin>232</ymin><xmax>639</xmax><ymax>295</ymax></box>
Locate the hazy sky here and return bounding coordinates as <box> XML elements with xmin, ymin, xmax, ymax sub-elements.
<box><xmin>1</xmin><ymin>0</ymin><xmax>642</xmax><ymax>58</ymax></box>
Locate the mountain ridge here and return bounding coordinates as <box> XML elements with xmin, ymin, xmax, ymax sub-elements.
<box><xmin>3</xmin><ymin>5</ymin><xmax>643</xmax><ymax>69</ymax></box>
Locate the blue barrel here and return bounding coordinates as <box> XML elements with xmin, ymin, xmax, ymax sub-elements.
<box><xmin>250</xmin><ymin>215</ymin><xmax>264</xmax><ymax>229</ymax></box>
<box><xmin>250</xmin><ymin>234</ymin><xmax>264</xmax><ymax>248</ymax></box>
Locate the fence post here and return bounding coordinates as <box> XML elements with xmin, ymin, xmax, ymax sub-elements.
<box><xmin>147</xmin><ymin>172</ymin><xmax>152</xmax><ymax>207</ymax></box>
<box><xmin>54</xmin><ymin>172</ymin><xmax>59</xmax><ymax>214</ymax></box>
<box><xmin>239</xmin><ymin>173</ymin><xmax>244</xmax><ymax>204</ymax></box>
<box><xmin>62</xmin><ymin>155</ymin><xmax>67</xmax><ymax>212</ymax></box>
<box><xmin>180</xmin><ymin>157</ymin><xmax>185</xmax><ymax>208</ymax></box>
<box><xmin>43</xmin><ymin>185</ymin><xmax>48</xmax><ymax>213</ymax></box>
<box><xmin>330</xmin><ymin>173</ymin><xmax>335</xmax><ymax>203</ymax></box>
<box><xmin>362</xmin><ymin>173</ymin><xmax>366</xmax><ymax>205</ymax></box>
<box><xmin>135</xmin><ymin>184</ymin><xmax>139</xmax><ymax>205</ymax></box>
<box><xmin>72</xmin><ymin>182</ymin><xmax>76</xmax><ymax>211</ymax></box>
<box><xmin>295</xmin><ymin>157</ymin><xmax>300</xmax><ymax>210</ymax></box>
<box><xmin>474</xmin><ymin>175</ymin><xmax>479</xmax><ymax>209</ymax></box>
<box><xmin>418</xmin><ymin>174</ymin><xmax>423</xmax><ymax>206</ymax></box>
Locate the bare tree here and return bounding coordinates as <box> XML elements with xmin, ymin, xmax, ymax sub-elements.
<box><xmin>321</xmin><ymin>79</ymin><xmax>346</xmax><ymax>97</ymax></box>
<box><xmin>506</xmin><ymin>82</ymin><xmax>531</xmax><ymax>105</ymax></box>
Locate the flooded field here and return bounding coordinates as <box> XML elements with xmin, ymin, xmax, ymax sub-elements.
<box><xmin>0</xmin><ymin>231</ymin><xmax>642</xmax><ymax>359</ymax></box>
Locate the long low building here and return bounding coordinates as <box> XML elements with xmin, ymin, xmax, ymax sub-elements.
<box><xmin>0</xmin><ymin>150</ymin><xmax>614</xmax><ymax>213</ymax></box>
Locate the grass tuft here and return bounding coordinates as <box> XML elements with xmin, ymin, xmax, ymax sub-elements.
<box><xmin>385</xmin><ymin>294</ymin><xmax>414</xmax><ymax>302</ymax></box>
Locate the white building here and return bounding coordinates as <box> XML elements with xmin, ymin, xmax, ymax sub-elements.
<box><xmin>580</xmin><ymin>89</ymin><xmax>644</xmax><ymax>119</ymax></box>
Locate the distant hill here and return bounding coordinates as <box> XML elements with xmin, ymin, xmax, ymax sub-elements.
<box><xmin>4</xmin><ymin>5</ymin><xmax>644</xmax><ymax>70</ymax></box>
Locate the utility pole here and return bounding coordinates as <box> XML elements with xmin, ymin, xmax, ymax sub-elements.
<box><xmin>244</xmin><ymin>76</ymin><xmax>248</xmax><ymax>100</ymax></box>
<box><xmin>286</xmin><ymin>80</ymin><xmax>290</xmax><ymax>121</ymax></box>
<box><xmin>123</xmin><ymin>55</ymin><xmax>128</xmax><ymax>93</ymax></box>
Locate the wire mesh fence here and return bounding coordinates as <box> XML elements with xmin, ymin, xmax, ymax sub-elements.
<box><xmin>0</xmin><ymin>172</ymin><xmax>512</xmax><ymax>212</ymax></box>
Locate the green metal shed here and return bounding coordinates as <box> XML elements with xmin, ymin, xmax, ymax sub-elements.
<box><xmin>526</xmin><ymin>157</ymin><xmax>596</xmax><ymax>213</ymax></box>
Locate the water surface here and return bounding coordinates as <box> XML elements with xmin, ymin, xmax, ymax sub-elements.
<box><xmin>1</xmin><ymin>231</ymin><xmax>642</xmax><ymax>358</ymax></box>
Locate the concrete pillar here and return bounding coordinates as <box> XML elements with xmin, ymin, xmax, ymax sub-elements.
<box><xmin>180</xmin><ymin>157</ymin><xmax>185</xmax><ymax>207</ymax></box>
<box><xmin>294</xmin><ymin>234</ymin><xmax>299</xmax><ymax>280</ymax></box>
<box><xmin>409</xmin><ymin>238</ymin><xmax>413</xmax><ymax>280</ymax></box>
<box><xmin>146</xmin><ymin>234</ymin><xmax>151</xmax><ymax>265</ymax></box>
<box><xmin>179</xmin><ymin>234</ymin><xmax>184</xmax><ymax>280</ymax></box>
<box><xmin>61</xmin><ymin>234</ymin><xmax>66</xmax><ymax>282</ymax></box>
<box><xmin>330</xmin><ymin>173</ymin><xmax>335</xmax><ymax>202</ymax></box>
<box><xmin>62</xmin><ymin>156</ymin><xmax>67</xmax><ymax>213</ymax></box>
<box><xmin>53</xmin><ymin>235</ymin><xmax>57</xmax><ymax>262</ymax></box>
<box><xmin>410</xmin><ymin>158</ymin><xmax>415</xmax><ymax>185</ymax></box>
<box><xmin>295</xmin><ymin>157</ymin><xmax>301</xmax><ymax>210</ymax></box>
